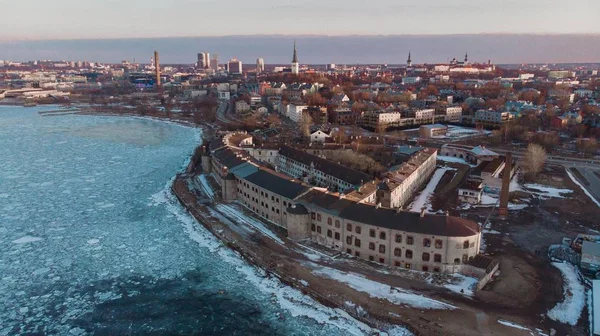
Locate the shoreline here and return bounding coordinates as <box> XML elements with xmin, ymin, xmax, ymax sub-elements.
<box><xmin>169</xmin><ymin>174</ymin><xmax>416</xmax><ymax>335</ymax></box>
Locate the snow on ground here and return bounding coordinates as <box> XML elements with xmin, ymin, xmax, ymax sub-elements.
<box><xmin>476</xmin><ymin>193</ymin><xmax>528</xmax><ymax>210</ymax></box>
<box><xmin>409</xmin><ymin>168</ymin><xmax>452</xmax><ymax>213</ymax></box>
<box><xmin>12</xmin><ymin>235</ymin><xmax>44</xmax><ymax>244</ymax></box>
<box><xmin>436</xmin><ymin>156</ymin><xmax>476</xmax><ymax>167</ymax></box>
<box><xmin>566</xmin><ymin>169</ymin><xmax>600</xmax><ymax>208</ymax></box>
<box><xmin>547</xmin><ymin>262</ymin><xmax>585</xmax><ymax>325</ymax></box>
<box><xmin>497</xmin><ymin>319</ymin><xmax>531</xmax><ymax>331</ymax></box>
<box><xmin>311</xmin><ymin>264</ymin><xmax>456</xmax><ymax>310</ymax></box>
<box><xmin>215</xmin><ymin>203</ymin><xmax>285</xmax><ymax>245</ymax></box>
<box><xmin>523</xmin><ymin>183</ymin><xmax>572</xmax><ymax>199</ymax></box>
<box><xmin>443</xmin><ymin>274</ymin><xmax>479</xmax><ymax>297</ymax></box>
<box><xmin>198</xmin><ymin>174</ymin><xmax>215</xmax><ymax>200</ymax></box>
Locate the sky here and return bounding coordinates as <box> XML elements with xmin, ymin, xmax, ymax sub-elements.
<box><xmin>0</xmin><ymin>0</ymin><xmax>599</xmax><ymax>40</ymax></box>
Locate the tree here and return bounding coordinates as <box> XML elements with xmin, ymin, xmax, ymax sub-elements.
<box><xmin>577</xmin><ymin>138</ymin><xmax>598</xmax><ymax>156</ymax></box>
<box><xmin>523</xmin><ymin>143</ymin><xmax>546</xmax><ymax>178</ymax></box>
<box><xmin>300</xmin><ymin>112</ymin><xmax>314</xmax><ymax>138</ymax></box>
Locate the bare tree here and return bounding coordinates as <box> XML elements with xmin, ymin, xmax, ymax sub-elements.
<box><xmin>577</xmin><ymin>138</ymin><xmax>598</xmax><ymax>156</ymax></box>
<box><xmin>300</xmin><ymin>112</ymin><xmax>314</xmax><ymax>138</ymax></box>
<box><xmin>523</xmin><ymin>143</ymin><xmax>546</xmax><ymax>178</ymax></box>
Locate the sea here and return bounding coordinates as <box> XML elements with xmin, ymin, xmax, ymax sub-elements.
<box><xmin>0</xmin><ymin>106</ymin><xmax>406</xmax><ymax>335</ymax></box>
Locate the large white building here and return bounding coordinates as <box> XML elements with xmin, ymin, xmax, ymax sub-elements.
<box><xmin>474</xmin><ymin>110</ymin><xmax>512</xmax><ymax>126</ymax></box>
<box><xmin>284</xmin><ymin>103</ymin><xmax>308</xmax><ymax>123</ymax></box>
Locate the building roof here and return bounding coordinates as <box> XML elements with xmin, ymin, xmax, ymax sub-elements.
<box><xmin>245</xmin><ymin>169</ymin><xmax>309</xmax><ymax>200</ymax></box>
<box><xmin>299</xmin><ymin>190</ymin><xmax>479</xmax><ymax>237</ymax></box>
<box><xmin>279</xmin><ymin>145</ymin><xmax>373</xmax><ymax>186</ymax></box>
<box><xmin>468</xmin><ymin>255</ymin><xmax>499</xmax><ymax>273</ymax></box>
<box><xmin>583</xmin><ymin>241</ymin><xmax>600</xmax><ymax>259</ymax></box>
<box><xmin>286</xmin><ymin>204</ymin><xmax>309</xmax><ymax>215</ymax></box>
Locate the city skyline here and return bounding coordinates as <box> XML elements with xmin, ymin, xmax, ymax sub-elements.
<box><xmin>1</xmin><ymin>34</ymin><xmax>599</xmax><ymax>64</ymax></box>
<box><xmin>1</xmin><ymin>0</ymin><xmax>599</xmax><ymax>40</ymax></box>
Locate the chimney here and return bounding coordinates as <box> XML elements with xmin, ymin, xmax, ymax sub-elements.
<box><xmin>420</xmin><ymin>208</ymin><xmax>426</xmax><ymax>218</ymax></box>
<box><xmin>154</xmin><ymin>51</ymin><xmax>161</xmax><ymax>87</ymax></box>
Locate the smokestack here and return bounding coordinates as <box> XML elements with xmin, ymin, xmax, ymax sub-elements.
<box><xmin>498</xmin><ymin>152</ymin><xmax>512</xmax><ymax>217</ymax></box>
<box><xmin>154</xmin><ymin>51</ymin><xmax>161</xmax><ymax>87</ymax></box>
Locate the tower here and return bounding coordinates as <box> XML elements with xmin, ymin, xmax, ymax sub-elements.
<box><xmin>464</xmin><ymin>52</ymin><xmax>468</xmax><ymax>65</ymax></box>
<box><xmin>197</xmin><ymin>52</ymin><xmax>210</xmax><ymax>69</ymax></box>
<box><xmin>291</xmin><ymin>41</ymin><xmax>299</xmax><ymax>75</ymax></box>
<box><xmin>154</xmin><ymin>51</ymin><xmax>161</xmax><ymax>87</ymax></box>
<box><xmin>407</xmin><ymin>51</ymin><xmax>412</xmax><ymax>67</ymax></box>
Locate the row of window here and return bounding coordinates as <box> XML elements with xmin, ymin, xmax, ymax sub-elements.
<box><xmin>313</xmin><ymin>219</ymin><xmax>472</xmax><ymax>250</ymax></box>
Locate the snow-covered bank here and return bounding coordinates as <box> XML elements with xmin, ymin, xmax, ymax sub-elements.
<box><xmin>198</xmin><ymin>174</ymin><xmax>215</xmax><ymax>200</ymax></box>
<box><xmin>215</xmin><ymin>203</ymin><xmax>285</xmax><ymax>245</ymax></box>
<box><xmin>311</xmin><ymin>265</ymin><xmax>456</xmax><ymax>310</ymax></box>
<box><xmin>409</xmin><ymin>168</ymin><xmax>452</xmax><ymax>213</ymax></box>
<box><xmin>163</xmin><ymin>186</ymin><xmax>413</xmax><ymax>336</ymax></box>
<box><xmin>547</xmin><ymin>262</ymin><xmax>585</xmax><ymax>325</ymax></box>
<box><xmin>566</xmin><ymin>169</ymin><xmax>600</xmax><ymax>208</ymax></box>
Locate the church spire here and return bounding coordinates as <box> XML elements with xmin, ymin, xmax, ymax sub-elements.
<box><xmin>464</xmin><ymin>52</ymin><xmax>468</xmax><ymax>63</ymax></box>
<box><xmin>407</xmin><ymin>51</ymin><xmax>412</xmax><ymax>66</ymax></box>
<box><xmin>292</xmin><ymin>41</ymin><xmax>298</xmax><ymax>63</ymax></box>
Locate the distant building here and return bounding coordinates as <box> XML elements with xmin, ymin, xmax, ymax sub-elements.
<box><xmin>309</xmin><ymin>130</ymin><xmax>331</xmax><ymax>144</ymax></box>
<box><xmin>235</xmin><ymin>100</ymin><xmax>251</xmax><ymax>113</ymax></box>
<box><xmin>256</xmin><ymin>58</ymin><xmax>265</xmax><ymax>73</ymax></box>
<box><xmin>197</xmin><ymin>52</ymin><xmax>210</xmax><ymax>69</ymax></box>
<box><xmin>402</xmin><ymin>76</ymin><xmax>421</xmax><ymax>85</ymax></box>
<box><xmin>419</xmin><ymin>124</ymin><xmax>448</xmax><ymax>138</ymax></box>
<box><xmin>210</xmin><ymin>54</ymin><xmax>219</xmax><ymax>71</ymax></box>
<box><xmin>473</xmin><ymin>110</ymin><xmax>512</xmax><ymax>127</ymax></box>
<box><xmin>228</xmin><ymin>58</ymin><xmax>242</xmax><ymax>74</ymax></box>
<box><xmin>458</xmin><ymin>179</ymin><xmax>484</xmax><ymax>204</ymax></box>
<box><xmin>291</xmin><ymin>41</ymin><xmax>299</xmax><ymax>75</ymax></box>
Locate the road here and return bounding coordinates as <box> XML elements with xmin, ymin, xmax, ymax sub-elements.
<box><xmin>216</xmin><ymin>100</ymin><xmax>231</xmax><ymax>123</ymax></box>
<box><xmin>567</xmin><ymin>167</ymin><xmax>600</xmax><ymax>205</ymax></box>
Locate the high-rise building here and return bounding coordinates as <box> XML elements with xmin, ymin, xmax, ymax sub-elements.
<box><xmin>197</xmin><ymin>52</ymin><xmax>210</xmax><ymax>69</ymax></box>
<box><xmin>228</xmin><ymin>58</ymin><xmax>242</xmax><ymax>74</ymax></box>
<box><xmin>210</xmin><ymin>54</ymin><xmax>219</xmax><ymax>71</ymax></box>
<box><xmin>291</xmin><ymin>41</ymin><xmax>299</xmax><ymax>75</ymax></box>
<box><xmin>256</xmin><ymin>58</ymin><xmax>265</xmax><ymax>73</ymax></box>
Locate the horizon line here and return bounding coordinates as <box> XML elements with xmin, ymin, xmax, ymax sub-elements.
<box><xmin>2</xmin><ymin>32</ymin><xmax>600</xmax><ymax>43</ymax></box>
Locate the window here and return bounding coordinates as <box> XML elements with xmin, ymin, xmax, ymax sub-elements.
<box><xmin>276</xmin><ymin>198</ymin><xmax>279</xmax><ymax>203</ymax></box>
<box><xmin>454</xmin><ymin>258</ymin><xmax>460</xmax><ymax>264</ymax></box>
<box><xmin>355</xmin><ymin>226</ymin><xmax>361</xmax><ymax>234</ymax></box>
<box><xmin>463</xmin><ymin>240</ymin><xmax>470</xmax><ymax>249</ymax></box>
<box><xmin>355</xmin><ymin>239</ymin><xmax>361</xmax><ymax>247</ymax></box>
<box><xmin>369</xmin><ymin>242</ymin><xmax>375</xmax><ymax>251</ymax></box>
<box><xmin>423</xmin><ymin>238</ymin><xmax>431</xmax><ymax>248</ymax></box>
<box><xmin>379</xmin><ymin>232</ymin><xmax>386</xmax><ymax>240</ymax></box>
<box><xmin>405</xmin><ymin>250</ymin><xmax>413</xmax><ymax>259</ymax></box>
<box><xmin>422</xmin><ymin>266</ymin><xmax>429</xmax><ymax>272</ymax></box>
<box><xmin>435</xmin><ymin>239</ymin><xmax>443</xmax><ymax>249</ymax></box>
<box><xmin>311</xmin><ymin>212</ymin><xmax>315</xmax><ymax>220</ymax></box>
<box><xmin>317</xmin><ymin>214</ymin><xmax>322</xmax><ymax>221</ymax></box>
<box><xmin>346</xmin><ymin>236</ymin><xmax>352</xmax><ymax>244</ymax></box>
<box><xmin>394</xmin><ymin>261</ymin><xmax>401</xmax><ymax>267</ymax></box>
<box><xmin>369</xmin><ymin>256</ymin><xmax>374</xmax><ymax>261</ymax></box>
<box><xmin>369</xmin><ymin>229</ymin><xmax>376</xmax><ymax>238</ymax></box>
<box><xmin>335</xmin><ymin>220</ymin><xmax>340</xmax><ymax>228</ymax></box>
<box><xmin>261</xmin><ymin>191</ymin><xmax>264</xmax><ymax>197</ymax></box>
<box><xmin>394</xmin><ymin>248</ymin><xmax>402</xmax><ymax>257</ymax></box>
<box><xmin>347</xmin><ymin>223</ymin><xmax>352</xmax><ymax>232</ymax></box>
<box><xmin>379</xmin><ymin>245</ymin><xmax>386</xmax><ymax>253</ymax></box>
<box><xmin>407</xmin><ymin>236</ymin><xmax>414</xmax><ymax>245</ymax></box>
<box><xmin>334</xmin><ymin>232</ymin><xmax>340</xmax><ymax>240</ymax></box>
<box><xmin>347</xmin><ymin>248</ymin><xmax>352</xmax><ymax>254</ymax></box>
<box><xmin>355</xmin><ymin>251</ymin><xmax>360</xmax><ymax>257</ymax></box>
<box><xmin>434</xmin><ymin>254</ymin><xmax>442</xmax><ymax>263</ymax></box>
<box><xmin>433</xmin><ymin>267</ymin><xmax>440</xmax><ymax>273</ymax></box>
<box><xmin>311</xmin><ymin>224</ymin><xmax>316</xmax><ymax>232</ymax></box>
<box><xmin>276</xmin><ymin>209</ymin><xmax>280</xmax><ymax>214</ymax></box>
<box><xmin>379</xmin><ymin>258</ymin><xmax>385</xmax><ymax>264</ymax></box>
<box><xmin>463</xmin><ymin>254</ymin><xmax>469</xmax><ymax>263</ymax></box>
<box><xmin>272</xmin><ymin>207</ymin><xmax>275</xmax><ymax>212</ymax></box>
<box><xmin>395</xmin><ymin>235</ymin><xmax>402</xmax><ymax>243</ymax></box>
<box><xmin>327</xmin><ymin>230</ymin><xmax>332</xmax><ymax>238</ymax></box>
<box><xmin>422</xmin><ymin>253</ymin><xmax>430</xmax><ymax>262</ymax></box>
<box><xmin>283</xmin><ymin>201</ymin><xmax>287</xmax><ymax>207</ymax></box>
<box><xmin>316</xmin><ymin>226</ymin><xmax>321</xmax><ymax>234</ymax></box>
<box><xmin>327</xmin><ymin>217</ymin><xmax>332</xmax><ymax>225</ymax></box>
